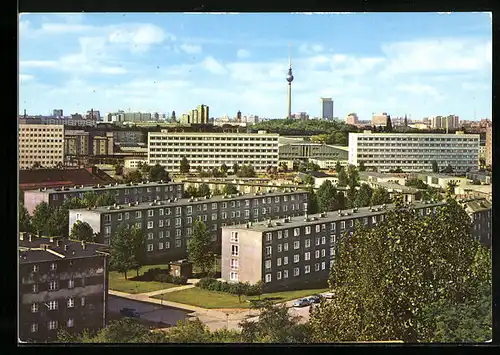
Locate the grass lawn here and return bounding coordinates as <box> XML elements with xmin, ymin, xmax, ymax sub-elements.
<box><xmin>152</xmin><ymin>287</ymin><xmax>329</xmax><ymax>309</ymax></box>
<box><xmin>109</xmin><ymin>264</ymin><xmax>179</xmax><ymax>294</ymax></box>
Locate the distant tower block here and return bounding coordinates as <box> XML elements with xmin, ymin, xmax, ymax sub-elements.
<box><xmin>286</xmin><ymin>43</ymin><xmax>294</xmax><ymax>119</ymax></box>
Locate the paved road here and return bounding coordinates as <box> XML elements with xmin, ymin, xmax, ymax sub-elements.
<box><xmin>108</xmin><ymin>295</ymin><xmax>190</xmax><ymax>326</ymax></box>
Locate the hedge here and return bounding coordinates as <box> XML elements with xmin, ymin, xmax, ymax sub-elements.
<box><xmin>196</xmin><ymin>277</ymin><xmax>263</xmax><ymax>296</ymax></box>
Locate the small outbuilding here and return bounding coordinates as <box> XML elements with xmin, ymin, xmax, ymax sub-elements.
<box><xmin>169</xmin><ymin>259</ymin><xmax>193</xmax><ymax>278</ymax></box>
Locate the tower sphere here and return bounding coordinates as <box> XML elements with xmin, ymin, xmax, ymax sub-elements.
<box><xmin>286</xmin><ymin>68</ymin><xmax>294</xmax><ymax>83</ymax></box>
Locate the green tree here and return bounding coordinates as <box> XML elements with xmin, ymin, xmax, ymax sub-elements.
<box><xmin>82</xmin><ymin>191</ymin><xmax>100</xmax><ymax>207</ymax></box>
<box><xmin>232</xmin><ymin>162</ymin><xmax>240</xmax><ymax>175</ymax></box>
<box><xmin>307</xmin><ymin>162</ymin><xmax>320</xmax><ymax>172</ymax></box>
<box><xmin>309</xmin><ymin>194</ymin><xmax>483</xmax><ymax>343</ymax></box>
<box><xmin>179</xmin><ymin>157</ymin><xmax>190</xmax><ymax>174</ymax></box>
<box><xmin>302</xmin><ymin>174</ymin><xmax>315</xmax><ymax>187</ymax></box>
<box><xmin>212</xmin><ymin>187</ymin><xmax>222</xmax><ymax>196</ymax></box>
<box><xmin>31</xmin><ymin>202</ymin><xmax>54</xmax><ymax>236</ymax></box>
<box><xmin>114</xmin><ymin>163</ymin><xmax>124</xmax><ymax>175</ymax></box>
<box><xmin>185</xmin><ymin>185</ymin><xmax>198</xmax><ymax>198</ymax></box>
<box><xmin>220</xmin><ymin>163</ymin><xmax>229</xmax><ymax>175</ymax></box>
<box><xmin>316</xmin><ymin>180</ymin><xmax>338</xmax><ymax>212</ymax></box>
<box><xmin>19</xmin><ymin>203</ymin><xmax>32</xmax><ymax>233</ymax></box>
<box><xmin>223</xmin><ymin>184</ymin><xmax>238</xmax><ymax>196</ymax></box>
<box><xmin>431</xmin><ymin>160</ymin><xmax>439</xmax><ymax>173</ymax></box>
<box><xmin>335</xmin><ymin>191</ymin><xmax>346</xmax><ymax>210</ymax></box>
<box><xmin>371</xmin><ymin>187</ymin><xmax>390</xmax><ymax>206</ymax></box>
<box><xmin>347</xmin><ymin>164</ymin><xmax>360</xmax><ymax>188</ymax></box>
<box><xmin>337</xmin><ymin>167</ymin><xmax>348</xmax><ymax>187</ymax></box>
<box><xmin>198</xmin><ymin>183</ymin><xmax>211</xmax><ymax>198</ymax></box>
<box><xmin>165</xmin><ymin>318</ymin><xmax>214</xmax><ymax>343</ymax></box>
<box><xmin>359</xmin><ymin>161</ymin><xmax>366</xmax><ymax>172</ymax></box>
<box><xmin>472</xmin><ymin>179</ymin><xmax>482</xmax><ymax>185</ymax></box>
<box><xmin>62</xmin><ymin>197</ymin><xmax>86</xmax><ymax>210</ymax></box>
<box><xmin>123</xmin><ymin>170</ymin><xmax>143</xmax><ymax>184</ymax></box>
<box><xmin>442</xmin><ymin>164</ymin><xmax>454</xmax><ymax>174</ymax></box>
<box><xmin>346</xmin><ymin>186</ymin><xmax>357</xmax><ymax>209</ymax></box>
<box><xmin>335</xmin><ymin>161</ymin><xmax>342</xmax><ymax>173</ymax></box>
<box><xmin>70</xmin><ymin>220</ymin><xmax>94</xmax><ymax>242</ymax></box>
<box><xmin>237</xmin><ymin>164</ymin><xmax>256</xmax><ymax>178</ymax></box>
<box><xmin>406</xmin><ymin>179</ymin><xmax>428</xmax><ymax>189</ymax></box>
<box><xmin>423</xmin><ymin>187</ymin><xmax>441</xmax><ymax>201</ymax></box>
<box><xmin>298</xmin><ymin>161</ymin><xmax>308</xmax><ymax>173</ymax></box>
<box><xmin>109</xmin><ymin>224</ymin><xmax>141</xmax><ymax>279</ymax></box>
<box><xmin>148</xmin><ymin>163</ymin><xmax>169</xmax><ymax>181</ymax></box>
<box><xmin>355</xmin><ymin>183</ymin><xmax>373</xmax><ymax>207</ymax></box>
<box><xmin>187</xmin><ymin>221</ymin><xmax>213</xmax><ymax>275</ymax></box>
<box><xmin>96</xmin><ymin>192</ymin><xmax>116</xmax><ymax>207</ymax></box>
<box><xmin>131</xmin><ymin>225</ymin><xmax>147</xmax><ymax>277</ymax></box>
<box><xmin>307</xmin><ymin>188</ymin><xmax>320</xmax><ymax>214</ymax></box>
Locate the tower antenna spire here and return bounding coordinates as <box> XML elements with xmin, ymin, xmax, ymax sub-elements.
<box><xmin>289</xmin><ymin>42</ymin><xmax>292</xmax><ymax>68</ymax></box>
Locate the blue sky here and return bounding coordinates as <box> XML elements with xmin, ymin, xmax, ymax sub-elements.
<box><xmin>19</xmin><ymin>12</ymin><xmax>491</xmax><ymax>120</ymax></box>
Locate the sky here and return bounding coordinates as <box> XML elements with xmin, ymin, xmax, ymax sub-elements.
<box><xmin>19</xmin><ymin>12</ymin><xmax>492</xmax><ymax>121</ymax></box>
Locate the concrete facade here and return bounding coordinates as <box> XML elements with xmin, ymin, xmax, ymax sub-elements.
<box><xmin>19</xmin><ymin>124</ymin><xmax>65</xmax><ymax>169</ymax></box>
<box><xmin>69</xmin><ymin>190</ymin><xmax>309</xmax><ymax>263</ymax></box>
<box><xmin>416</xmin><ymin>173</ymin><xmax>469</xmax><ymax>190</ymax></box>
<box><xmin>18</xmin><ymin>234</ymin><xmax>109</xmax><ymax>343</ymax></box>
<box><xmin>485</xmin><ymin>125</ymin><xmax>492</xmax><ymax>167</ymax></box>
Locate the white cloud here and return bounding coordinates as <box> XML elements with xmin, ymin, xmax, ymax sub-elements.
<box><xmin>108</xmin><ymin>24</ymin><xmax>171</xmax><ymax>49</ymax></box>
<box><xmin>19</xmin><ymin>74</ymin><xmax>34</xmax><ymax>82</ymax></box>
<box><xmin>396</xmin><ymin>83</ymin><xmax>439</xmax><ymax>96</ymax></box>
<box><xmin>236</xmin><ymin>49</ymin><xmax>250</xmax><ymax>59</ymax></box>
<box><xmin>201</xmin><ymin>56</ymin><xmax>227</xmax><ymax>75</ymax></box>
<box><xmin>179</xmin><ymin>43</ymin><xmax>202</xmax><ymax>54</ymax></box>
<box><xmin>20</xmin><ymin>60</ymin><xmax>58</xmax><ymax>68</ymax></box>
<box><xmin>298</xmin><ymin>43</ymin><xmax>324</xmax><ymax>54</ymax></box>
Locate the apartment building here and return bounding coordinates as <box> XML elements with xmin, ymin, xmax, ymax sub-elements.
<box><xmin>278</xmin><ymin>137</ymin><xmax>348</xmax><ymax>161</ymax></box>
<box><xmin>371</xmin><ymin>113</ymin><xmax>389</xmax><ymax>127</ymax></box>
<box><xmin>19</xmin><ymin>124</ymin><xmax>65</xmax><ymax>169</ymax></box>
<box><xmin>64</xmin><ymin>130</ymin><xmax>90</xmax><ymax>163</ymax></box>
<box><xmin>69</xmin><ymin>190</ymin><xmax>309</xmax><ymax>263</ymax></box>
<box><xmin>348</xmin><ymin>131</ymin><xmax>480</xmax><ymax>174</ymax></box>
<box><xmin>485</xmin><ymin>125</ymin><xmax>492</xmax><ymax>167</ymax></box>
<box><xmin>18</xmin><ymin>234</ymin><xmax>109</xmax><ymax>343</ymax></box>
<box><xmin>461</xmin><ymin>198</ymin><xmax>492</xmax><ymax>247</ymax></box>
<box><xmin>19</xmin><ymin>117</ymin><xmax>99</xmax><ymax>127</ymax></box>
<box><xmin>148</xmin><ymin>131</ymin><xmax>279</xmax><ymax>173</ymax></box>
<box><xmin>359</xmin><ymin>171</ymin><xmax>407</xmax><ymax>185</ymax></box>
<box><xmin>221</xmin><ymin>201</ymin><xmax>446</xmax><ymax>291</ymax></box>
<box><xmin>416</xmin><ymin>173</ymin><xmax>468</xmax><ymax>191</ymax></box>
<box><xmin>430</xmin><ymin>115</ymin><xmax>460</xmax><ymax>131</ymax></box>
<box><xmin>24</xmin><ymin>181</ymin><xmax>184</xmax><ymax>215</ymax></box>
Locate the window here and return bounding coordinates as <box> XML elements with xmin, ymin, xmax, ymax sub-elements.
<box><xmin>50</xmin><ymin>262</ymin><xmax>57</xmax><ymax>271</ymax></box>
<box><xmin>165</xmin><ymin>241</ymin><xmax>170</xmax><ymax>249</ymax></box>
<box><xmin>136</xmin><ymin>211</ymin><xmax>142</xmax><ymax>218</ymax></box>
<box><xmin>321</xmin><ymin>261</ymin><xmax>326</xmax><ymax>270</ymax></box>
<box><xmin>222</xmin><ymin>202</ymin><xmax>227</xmax><ymax>209</ymax></box>
<box><xmin>277</xmin><ymin>231</ymin><xmax>282</xmax><ymax>239</ymax></box>
<box><xmin>175</xmin><ymin>217</ymin><xmax>182</xmax><ymax>227</ymax></box>
<box><xmin>32</xmin><ymin>265</ymin><xmax>39</xmax><ymax>272</ymax></box>
<box><xmin>316</xmin><ymin>237</ymin><xmax>320</xmax><ymax>246</ymax></box>
<box><xmin>125</xmin><ymin>212</ymin><xmax>130</xmax><ymax>220</ymax></box>
<box><xmin>315</xmin><ymin>250</ymin><xmax>320</xmax><ymax>259</ymax></box>
<box><xmin>165</xmin><ymin>219</ymin><xmax>171</xmax><ymax>227</ymax></box>
<box><xmin>147</xmin><ymin>244</ymin><xmax>154</xmax><ymax>252</ymax></box>
<box><xmin>147</xmin><ymin>221</ymin><xmax>154</xmax><ymax>229</ymax></box>
<box><xmin>175</xmin><ymin>207</ymin><xmax>182</xmax><ymax>216</ymax></box>
<box><xmin>212</xmin><ymin>203</ymin><xmax>218</xmax><ymax>209</ymax></box>
<box><xmin>284</xmin><ymin>242</ymin><xmax>289</xmax><ymax>251</ymax></box>
<box><xmin>294</xmin><ymin>228</ymin><xmax>300</xmax><ymax>236</ymax></box>
<box><xmin>158</xmin><ymin>242</ymin><xmax>164</xmax><ymax>250</ymax></box>
<box><xmin>159</xmin><ymin>208</ymin><xmax>164</xmax><ymax>216</ymax></box>
<box><xmin>315</xmin><ymin>225</ymin><xmax>321</xmax><ymax>233</ymax></box>
<box><xmin>231</xmin><ymin>245</ymin><xmax>239</xmax><ymax>256</ymax></box>
<box><xmin>349</xmin><ymin>220</ymin><xmax>354</xmax><ymax>227</ymax></box>
<box><xmin>265</xmin><ymin>246</ymin><xmax>272</xmax><ymax>256</ymax></box>
<box><xmin>315</xmin><ymin>263</ymin><xmax>320</xmax><ymax>271</ymax></box>
<box><xmin>148</xmin><ymin>209</ymin><xmax>154</xmax><ymax>217</ymax></box>
<box><xmin>284</xmin><ymin>256</ymin><xmax>289</xmax><ymax>265</ymax></box>
<box><xmin>321</xmin><ymin>249</ymin><xmax>326</xmax><ymax>257</ymax></box>
<box><xmin>48</xmin><ymin>300</ymin><xmax>58</xmax><ymax>310</ymax></box>
<box><xmin>230</xmin><ymin>272</ymin><xmax>238</xmax><ymax>281</ymax></box>
<box><xmin>32</xmin><ymin>283</ymin><xmax>38</xmax><ymax>293</ymax></box>
<box><xmin>293</xmin><ymin>254</ymin><xmax>300</xmax><ymax>263</ymax></box>
<box><xmin>231</xmin><ymin>259</ymin><xmax>239</xmax><ymax>269</ymax></box>
<box><xmin>48</xmin><ymin>320</ymin><xmax>58</xmax><ymax>330</ymax></box>
<box><xmin>186</xmin><ymin>206</ymin><xmax>192</xmax><ymax>215</ymax></box>
<box><xmin>49</xmin><ymin>280</ymin><xmax>58</xmax><ymax>291</ymax></box>
<box><xmin>265</xmin><ymin>260</ymin><xmax>272</xmax><ymax>270</ymax></box>
<box><xmin>265</xmin><ymin>273</ymin><xmax>272</xmax><ymax>283</ymax></box>
<box><xmin>330</xmin><ymin>223</ymin><xmax>336</xmax><ymax>232</ymax></box>
<box><xmin>305</xmin><ymin>265</ymin><xmax>311</xmax><ymax>274</ymax></box>
<box><xmin>330</xmin><ymin>247</ymin><xmax>335</xmax><ymax>256</ymax></box>
<box><xmin>293</xmin><ymin>241</ymin><xmax>300</xmax><ymax>249</ymax></box>
<box><xmin>31</xmin><ymin>323</ymin><xmax>38</xmax><ymax>333</ymax></box>
<box><xmin>305</xmin><ymin>226</ymin><xmax>311</xmax><ymax>235</ymax></box>
<box><xmin>67</xmin><ymin>318</ymin><xmax>74</xmax><ymax>328</ymax></box>
<box><xmin>277</xmin><ymin>257</ymin><xmax>282</xmax><ymax>266</ymax></box>
<box><xmin>340</xmin><ymin>221</ymin><xmax>345</xmax><ymax>230</ymax></box>
<box><xmin>231</xmin><ymin>232</ymin><xmax>239</xmax><ymax>242</ymax></box>
<box><xmin>67</xmin><ymin>297</ymin><xmax>74</xmax><ymax>308</ymax></box>
<box><xmin>117</xmin><ymin>213</ymin><xmax>123</xmax><ymax>221</ymax></box>
<box><xmin>305</xmin><ymin>252</ymin><xmax>311</xmax><ymax>261</ymax></box>
<box><xmin>176</xmin><ymin>229</ymin><xmax>182</xmax><ymax>237</ymax></box>
<box><xmin>321</xmin><ymin>236</ymin><xmax>326</xmax><ymax>245</ymax></box>
<box><xmin>148</xmin><ymin>232</ymin><xmax>154</xmax><ymax>240</ymax></box>
<box><xmin>284</xmin><ymin>229</ymin><xmax>289</xmax><ymax>238</ymax></box>
<box><xmin>222</xmin><ymin>212</ymin><xmax>227</xmax><ymax>219</ymax></box>
<box><xmin>158</xmin><ymin>219</ymin><xmax>164</xmax><ymax>228</ymax></box>
<box><xmin>68</xmin><ymin>279</ymin><xmax>74</xmax><ymax>289</ymax></box>
<box><xmin>135</xmin><ymin>222</ymin><xmax>142</xmax><ymax>229</ymax></box>
<box><xmin>166</xmin><ymin>208</ymin><xmax>171</xmax><ymax>215</ymax></box>
<box><xmin>31</xmin><ymin>303</ymin><xmax>38</xmax><ymax>313</ymax></box>
<box><xmin>293</xmin><ymin>267</ymin><xmax>300</xmax><ymax>276</ymax></box>
<box><xmin>277</xmin><ymin>271</ymin><xmax>282</xmax><ymax>280</ymax></box>
<box><xmin>305</xmin><ymin>239</ymin><xmax>311</xmax><ymax>248</ymax></box>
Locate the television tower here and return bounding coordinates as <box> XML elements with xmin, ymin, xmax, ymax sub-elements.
<box><xmin>286</xmin><ymin>43</ymin><xmax>294</xmax><ymax>119</ymax></box>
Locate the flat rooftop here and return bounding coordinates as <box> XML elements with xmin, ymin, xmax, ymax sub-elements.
<box><xmin>369</xmin><ymin>181</ymin><xmax>420</xmax><ymax>193</ymax></box>
<box><xmin>70</xmin><ymin>189</ymin><xmax>307</xmax><ymax>214</ymax></box>
<box><xmin>359</xmin><ymin>171</ymin><xmax>402</xmax><ymax>179</ymax></box>
<box><xmin>225</xmin><ymin>200</ymin><xmax>445</xmax><ymax>232</ymax></box>
<box><xmin>19</xmin><ymin>235</ymin><xmax>110</xmax><ymax>263</ymax></box>
<box><xmin>418</xmin><ymin>172</ymin><xmax>466</xmax><ymax>179</ymax></box>
<box><xmin>25</xmin><ymin>180</ymin><xmax>182</xmax><ymax>194</ymax></box>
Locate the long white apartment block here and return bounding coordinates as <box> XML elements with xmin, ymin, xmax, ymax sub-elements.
<box><xmin>148</xmin><ymin>130</ymin><xmax>279</xmax><ymax>173</ymax></box>
<box><xmin>348</xmin><ymin>131</ymin><xmax>480</xmax><ymax>173</ymax></box>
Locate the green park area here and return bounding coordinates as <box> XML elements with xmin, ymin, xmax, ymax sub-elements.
<box><xmin>152</xmin><ymin>287</ymin><xmax>328</xmax><ymax>309</ymax></box>
<box><xmin>109</xmin><ymin>264</ymin><xmax>179</xmax><ymax>294</ymax></box>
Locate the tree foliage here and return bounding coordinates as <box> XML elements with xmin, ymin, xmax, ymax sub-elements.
<box><xmin>358</xmin><ymin>161</ymin><xmax>366</xmax><ymax>172</ymax></box>
<box><xmin>123</xmin><ymin>170</ymin><xmax>143</xmax><ymax>184</ymax></box>
<box><xmin>148</xmin><ymin>163</ymin><xmax>170</xmax><ymax>182</ymax></box>
<box><xmin>406</xmin><ymin>179</ymin><xmax>429</xmax><ymax>190</ymax></box>
<box><xmin>31</xmin><ymin>202</ymin><xmax>54</xmax><ymax>236</ymax></box>
<box><xmin>307</xmin><ymin>188</ymin><xmax>320</xmax><ymax>214</ymax></box>
<box><xmin>232</xmin><ymin>163</ymin><xmax>240</xmax><ymax>175</ymax></box>
<box><xmin>355</xmin><ymin>183</ymin><xmax>373</xmax><ymax>207</ymax></box>
<box><xmin>337</xmin><ymin>167</ymin><xmax>348</xmax><ymax>187</ymax></box>
<box><xmin>179</xmin><ymin>157</ymin><xmax>190</xmax><ymax>174</ymax></box>
<box><xmin>302</xmin><ymin>174</ymin><xmax>315</xmax><ymax>187</ymax></box>
<box><xmin>220</xmin><ymin>163</ymin><xmax>229</xmax><ymax>175</ymax></box>
<box><xmin>371</xmin><ymin>187</ymin><xmax>390</xmax><ymax>206</ymax></box>
<box><xmin>347</xmin><ymin>164</ymin><xmax>360</xmax><ymax>188</ymax></box>
<box><xmin>309</xmin><ymin>194</ymin><xmax>487</xmax><ymax>343</ymax></box>
<box><xmin>19</xmin><ymin>203</ymin><xmax>32</xmax><ymax>233</ymax></box>
<box><xmin>70</xmin><ymin>221</ymin><xmax>94</xmax><ymax>242</ymax></box>
<box><xmin>109</xmin><ymin>224</ymin><xmax>145</xmax><ymax>279</ymax></box>
<box><xmin>184</xmin><ymin>185</ymin><xmax>198</xmax><ymax>198</ymax></box>
<box><xmin>431</xmin><ymin>160</ymin><xmax>439</xmax><ymax>173</ymax></box>
<box><xmin>335</xmin><ymin>161</ymin><xmax>342</xmax><ymax>173</ymax></box>
<box><xmin>346</xmin><ymin>187</ymin><xmax>357</xmax><ymax>209</ymax></box>
<box><xmin>316</xmin><ymin>180</ymin><xmax>338</xmax><ymax>212</ymax></box>
<box><xmin>198</xmin><ymin>183</ymin><xmax>211</xmax><ymax>197</ymax></box>
<box><xmin>223</xmin><ymin>184</ymin><xmax>239</xmax><ymax>196</ymax></box>
<box><xmin>236</xmin><ymin>164</ymin><xmax>256</xmax><ymax>178</ymax></box>
<box><xmin>187</xmin><ymin>221</ymin><xmax>213</xmax><ymax>275</ymax></box>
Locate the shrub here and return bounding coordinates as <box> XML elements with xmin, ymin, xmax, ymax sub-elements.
<box><xmin>196</xmin><ymin>278</ymin><xmax>262</xmax><ymax>296</ymax></box>
<box><xmin>153</xmin><ymin>274</ymin><xmax>188</xmax><ymax>285</ymax></box>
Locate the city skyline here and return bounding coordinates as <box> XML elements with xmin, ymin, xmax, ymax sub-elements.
<box><xmin>19</xmin><ymin>12</ymin><xmax>492</xmax><ymax>120</ymax></box>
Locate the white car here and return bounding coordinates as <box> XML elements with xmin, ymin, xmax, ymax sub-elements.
<box><xmin>322</xmin><ymin>292</ymin><xmax>334</xmax><ymax>299</ymax></box>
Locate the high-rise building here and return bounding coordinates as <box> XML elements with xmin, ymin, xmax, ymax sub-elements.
<box><xmin>52</xmin><ymin>109</ymin><xmax>63</xmax><ymax>117</ymax></box>
<box><xmin>371</xmin><ymin>113</ymin><xmax>389</xmax><ymax>127</ymax></box>
<box><xmin>18</xmin><ymin>124</ymin><xmax>65</xmax><ymax>169</ymax></box>
<box><xmin>180</xmin><ymin>105</ymin><xmax>210</xmax><ymax>124</ymax></box>
<box><xmin>321</xmin><ymin>98</ymin><xmax>334</xmax><ymax>120</ymax></box>
<box><xmin>148</xmin><ymin>131</ymin><xmax>279</xmax><ymax>173</ymax></box>
<box><xmin>346</xmin><ymin>113</ymin><xmax>359</xmax><ymax>125</ymax></box>
<box><xmin>348</xmin><ymin>131</ymin><xmax>480</xmax><ymax>174</ymax></box>
<box><xmin>485</xmin><ymin>125</ymin><xmax>492</xmax><ymax>167</ymax></box>
<box><xmin>86</xmin><ymin>110</ymin><xmax>100</xmax><ymax>120</ymax></box>
<box><xmin>64</xmin><ymin>130</ymin><xmax>90</xmax><ymax>164</ymax></box>
<box><xmin>430</xmin><ymin>115</ymin><xmax>460</xmax><ymax>131</ymax></box>
<box><xmin>92</xmin><ymin>132</ymin><xmax>114</xmax><ymax>156</ymax></box>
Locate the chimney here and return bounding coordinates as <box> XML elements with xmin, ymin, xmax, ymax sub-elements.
<box><xmin>64</xmin><ymin>244</ymin><xmax>68</xmax><ymax>251</ymax></box>
<box><xmin>81</xmin><ymin>241</ymin><xmax>87</xmax><ymax>250</ymax></box>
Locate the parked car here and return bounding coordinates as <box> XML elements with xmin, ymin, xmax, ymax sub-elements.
<box><xmin>308</xmin><ymin>295</ymin><xmax>322</xmax><ymax>304</ymax></box>
<box><xmin>293</xmin><ymin>298</ymin><xmax>311</xmax><ymax>307</ymax></box>
<box><xmin>322</xmin><ymin>292</ymin><xmax>334</xmax><ymax>299</ymax></box>
<box><xmin>120</xmin><ymin>307</ymin><xmax>140</xmax><ymax>317</ymax></box>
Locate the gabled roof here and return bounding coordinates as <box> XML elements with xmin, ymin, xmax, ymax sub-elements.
<box><xmin>19</xmin><ymin>168</ymin><xmax>115</xmax><ymax>190</ymax></box>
